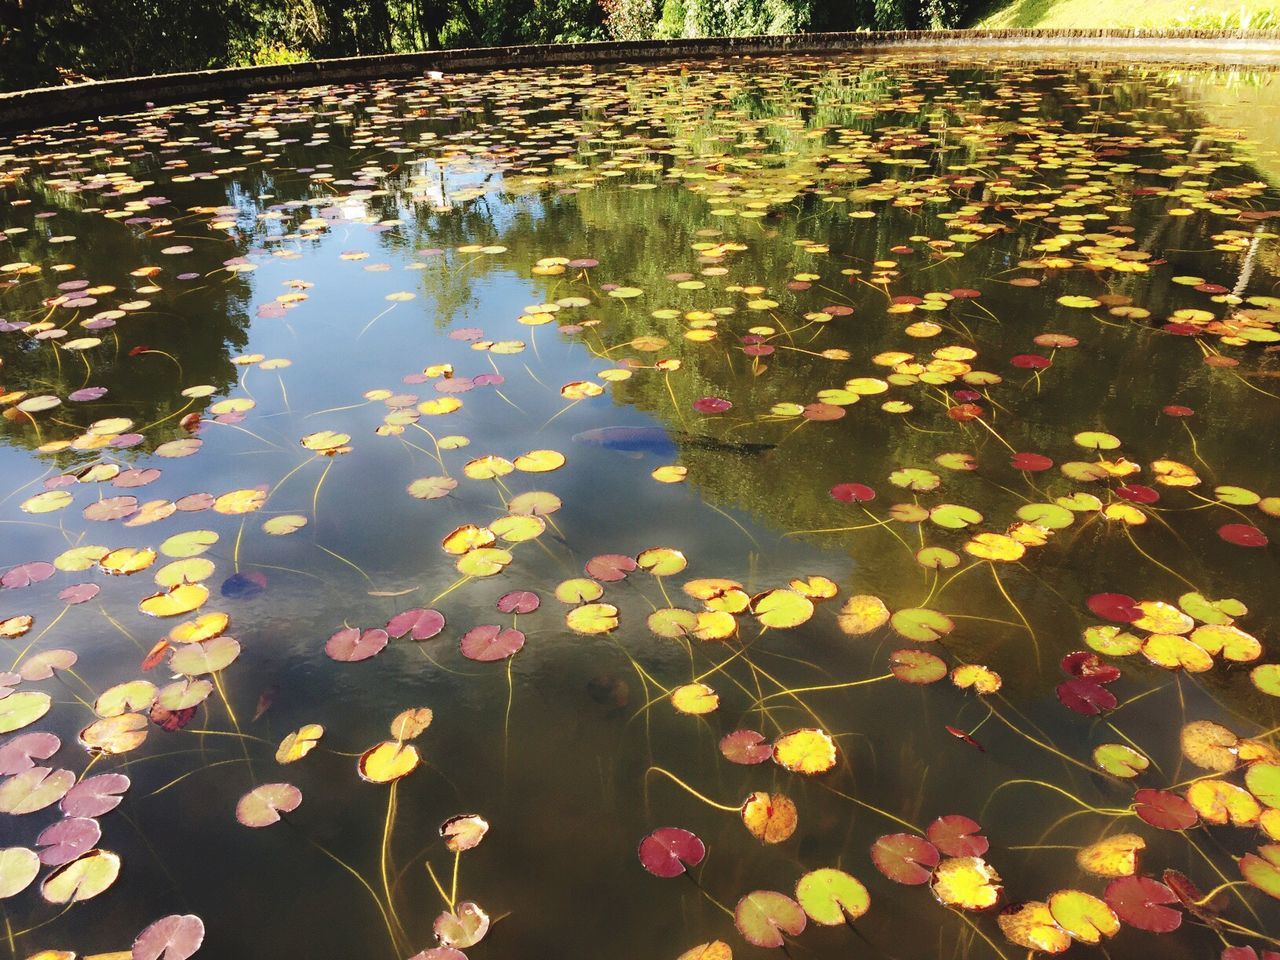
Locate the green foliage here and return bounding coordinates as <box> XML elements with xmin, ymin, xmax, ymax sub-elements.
<box><xmin>605</xmin><ymin>0</ymin><xmax>979</xmax><ymax>38</ymax></box>
<box><xmin>0</xmin><ymin>0</ymin><xmax>606</xmax><ymax>91</ymax></box>
<box><xmin>233</xmin><ymin>41</ymin><xmax>311</xmax><ymax>67</ymax></box>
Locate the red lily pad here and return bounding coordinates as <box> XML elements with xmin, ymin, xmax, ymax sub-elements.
<box><xmin>150</xmin><ymin>702</ymin><xmax>198</xmax><ymax>732</ymax></box>
<box><xmin>802</xmin><ymin>402</ymin><xmax>844</xmax><ymax>421</ymax></box>
<box><xmin>1104</xmin><ymin>875</ymin><xmax>1182</xmax><ymax>933</ymax></box>
<box><xmin>693</xmin><ymin>397</ymin><xmax>732</xmax><ymax>414</ymax></box>
<box><xmin>830</xmin><ymin>483</ymin><xmax>876</xmax><ymax>503</ymax></box>
<box><xmin>1010</xmin><ymin>452</ymin><xmax>1053</xmax><ymax>472</ymax></box>
<box><xmin>927</xmin><ymin>815</ymin><xmax>988</xmax><ymax>857</ymax></box>
<box><xmin>949</xmin><ymin>403</ymin><xmax>984</xmax><ymax>422</ymax></box>
<box><xmin>1010</xmin><ymin>354</ymin><xmax>1051</xmax><ymax>369</ymax></box>
<box><xmin>1061</xmin><ymin>651</ymin><xmax>1121</xmax><ymax>683</ymax></box>
<box><xmin>1116</xmin><ymin>484</ymin><xmax>1160</xmax><ymax>504</ymax></box>
<box><xmin>1134</xmin><ymin>789</ymin><xmax>1198</xmax><ymax>830</ymax></box>
<box><xmin>1087</xmin><ymin>593</ymin><xmax>1141</xmax><ymax>623</ymax></box>
<box><xmin>1221</xmin><ymin>948</ymin><xmax>1280</xmax><ymax>960</ymax></box>
<box><xmin>719</xmin><ymin>730</ymin><xmax>773</xmax><ymax>765</ymax></box>
<box><xmin>638</xmin><ymin>827</ymin><xmax>705</xmax><ymax>877</ymax></box>
<box><xmin>1163</xmin><ymin>868</ymin><xmax>1226</xmax><ymax>923</ymax></box>
<box><xmin>585</xmin><ymin>554</ymin><xmax>637</xmax><ymax>582</ymax></box>
<box><xmin>1056</xmin><ymin>678</ymin><xmax>1117</xmax><ymax>715</ymax></box>
<box><xmin>871</xmin><ymin>833</ymin><xmax>940</xmax><ymax>884</ymax></box>
<box><xmin>1219</xmin><ymin>524</ymin><xmax>1268</xmax><ymax>547</ymax></box>
<box><xmin>497</xmin><ymin>591</ymin><xmax>540</xmax><ymax>614</ymax></box>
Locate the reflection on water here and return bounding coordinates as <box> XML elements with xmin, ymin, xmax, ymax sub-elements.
<box><xmin>0</xmin><ymin>52</ymin><xmax>1278</xmax><ymax>960</ymax></box>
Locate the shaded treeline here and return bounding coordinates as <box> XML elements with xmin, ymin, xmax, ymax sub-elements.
<box><xmin>0</xmin><ymin>0</ymin><xmax>978</xmax><ymax>91</ymax></box>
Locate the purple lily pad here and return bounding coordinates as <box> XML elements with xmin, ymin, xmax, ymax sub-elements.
<box><xmin>0</xmin><ymin>733</ymin><xmax>60</xmax><ymax>775</ymax></box>
<box><xmin>1</xmin><ymin>562</ymin><xmax>55</xmax><ymax>589</ymax></box>
<box><xmin>132</xmin><ymin>913</ymin><xmax>206</xmax><ymax>960</ymax></box>
<box><xmin>61</xmin><ymin>773</ymin><xmax>131</xmax><ymax>817</ymax></box>
<box><xmin>58</xmin><ymin>583</ymin><xmax>100</xmax><ymax>605</ymax></box>
<box><xmin>36</xmin><ymin>817</ymin><xmax>101</xmax><ymax>866</ymax></box>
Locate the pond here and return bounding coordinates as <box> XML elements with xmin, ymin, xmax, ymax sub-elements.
<box><xmin>0</xmin><ymin>50</ymin><xmax>1279</xmax><ymax>960</ymax></box>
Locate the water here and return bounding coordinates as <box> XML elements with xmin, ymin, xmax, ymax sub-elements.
<box><xmin>0</xmin><ymin>51</ymin><xmax>1278</xmax><ymax>960</ymax></box>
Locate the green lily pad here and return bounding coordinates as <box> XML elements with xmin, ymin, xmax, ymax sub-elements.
<box><xmin>1246</xmin><ymin>764</ymin><xmax>1280</xmax><ymax>809</ymax></box>
<box><xmin>795</xmin><ymin>868</ymin><xmax>870</xmax><ymax>925</ymax></box>
<box><xmin>1093</xmin><ymin>743</ymin><xmax>1149</xmax><ymax>779</ymax></box>
<box><xmin>0</xmin><ymin>692</ymin><xmax>51</xmax><ymax>734</ymax></box>
<box><xmin>890</xmin><ymin>608</ymin><xmax>954</xmax><ymax>643</ymax></box>
<box><xmin>0</xmin><ymin>848</ymin><xmax>39</xmax><ymax>898</ymax></box>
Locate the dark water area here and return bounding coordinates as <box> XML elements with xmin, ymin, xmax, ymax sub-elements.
<box><xmin>0</xmin><ymin>52</ymin><xmax>1278</xmax><ymax>960</ymax></box>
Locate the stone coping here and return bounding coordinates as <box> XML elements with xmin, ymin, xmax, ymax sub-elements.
<box><xmin>4</xmin><ymin>28</ymin><xmax>1280</xmax><ymax>131</ymax></box>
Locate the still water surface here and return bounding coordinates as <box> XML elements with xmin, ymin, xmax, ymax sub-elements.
<box><xmin>0</xmin><ymin>52</ymin><xmax>1278</xmax><ymax>960</ymax></box>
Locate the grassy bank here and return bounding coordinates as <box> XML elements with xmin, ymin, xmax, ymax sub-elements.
<box><xmin>976</xmin><ymin>0</ymin><xmax>1280</xmax><ymax>28</ymax></box>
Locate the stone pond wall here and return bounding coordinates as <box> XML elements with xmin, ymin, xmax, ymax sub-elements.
<box><xmin>4</xmin><ymin>28</ymin><xmax>1280</xmax><ymax>131</ymax></box>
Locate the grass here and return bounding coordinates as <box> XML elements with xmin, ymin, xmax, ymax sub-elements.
<box><xmin>976</xmin><ymin>0</ymin><xmax>1280</xmax><ymax>28</ymax></box>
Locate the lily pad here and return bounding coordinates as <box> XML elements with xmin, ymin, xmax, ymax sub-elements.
<box><xmin>638</xmin><ymin>827</ymin><xmax>705</xmax><ymax>878</ymax></box>
<box><xmin>734</xmin><ymin>890</ymin><xmax>806</xmax><ymax>948</ymax></box>
<box><xmin>794</xmin><ymin>868</ymin><xmax>869</xmax><ymax>925</ymax></box>
<box><xmin>132</xmin><ymin>914</ymin><xmax>206</xmax><ymax>960</ymax></box>
<box><xmin>236</xmin><ymin>783</ymin><xmax>302</xmax><ymax>827</ymax></box>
